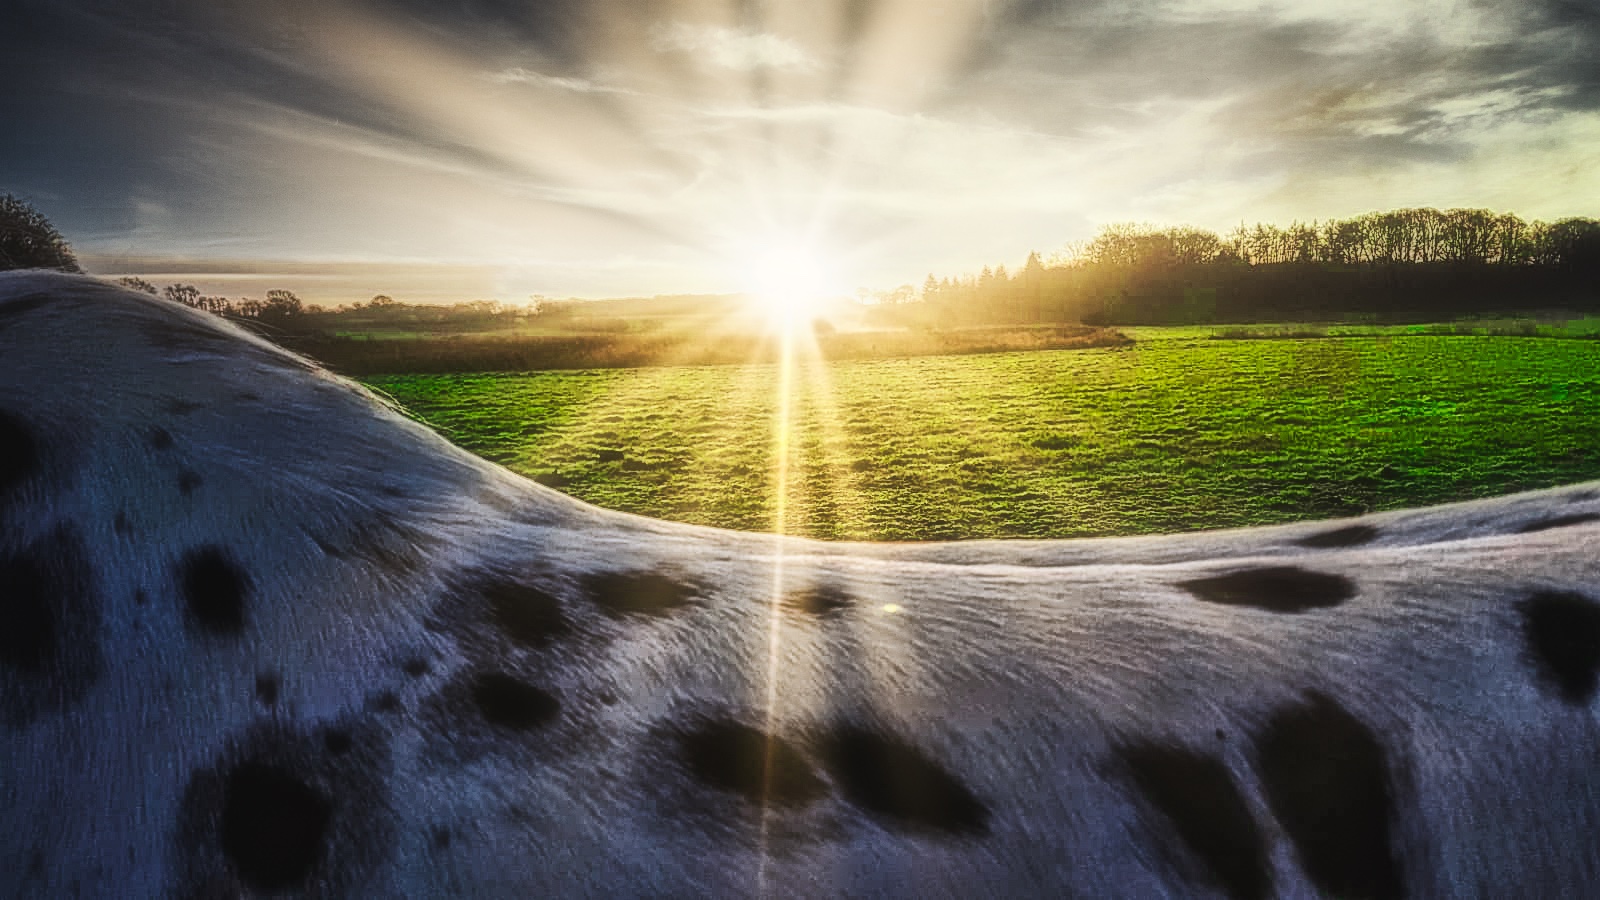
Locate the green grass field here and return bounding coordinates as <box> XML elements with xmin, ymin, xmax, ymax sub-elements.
<box><xmin>362</xmin><ymin>332</ymin><xmax>1600</xmax><ymax>541</ymax></box>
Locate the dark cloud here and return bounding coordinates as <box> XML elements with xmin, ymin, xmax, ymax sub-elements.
<box><xmin>355</xmin><ymin>0</ymin><xmax>590</xmax><ymax>65</ymax></box>
<box><xmin>1515</xmin><ymin>0</ymin><xmax>1600</xmax><ymax>109</ymax></box>
<box><xmin>938</xmin><ymin>0</ymin><xmax>1599</xmax><ymax>176</ymax></box>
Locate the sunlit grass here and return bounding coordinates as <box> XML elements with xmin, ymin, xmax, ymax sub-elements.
<box><xmin>365</xmin><ymin>332</ymin><xmax>1600</xmax><ymax>540</ymax></box>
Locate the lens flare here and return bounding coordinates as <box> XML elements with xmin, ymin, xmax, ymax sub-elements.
<box><xmin>736</xmin><ymin>235</ymin><xmax>843</xmax><ymax>328</ymax></box>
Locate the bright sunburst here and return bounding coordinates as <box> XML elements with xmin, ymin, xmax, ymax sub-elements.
<box><xmin>734</xmin><ymin>234</ymin><xmax>844</xmax><ymax>328</ymax></box>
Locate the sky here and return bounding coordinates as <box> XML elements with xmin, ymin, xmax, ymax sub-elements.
<box><xmin>4</xmin><ymin>0</ymin><xmax>1598</xmax><ymax>304</ymax></box>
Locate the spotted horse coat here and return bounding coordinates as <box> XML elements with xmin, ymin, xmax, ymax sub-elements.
<box><xmin>2</xmin><ymin>270</ymin><xmax>1599</xmax><ymax>899</ymax></box>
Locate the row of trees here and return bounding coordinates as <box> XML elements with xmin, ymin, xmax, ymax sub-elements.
<box><xmin>113</xmin><ymin>276</ymin><xmax>545</xmax><ymax>336</ymax></box>
<box><xmin>115</xmin><ymin>276</ymin><xmax>309</xmax><ymax>319</ymax></box>
<box><xmin>1078</xmin><ymin>210</ymin><xmax>1600</xmax><ymax>268</ymax></box>
<box><xmin>913</xmin><ymin>209</ymin><xmax>1600</xmax><ymax>325</ymax></box>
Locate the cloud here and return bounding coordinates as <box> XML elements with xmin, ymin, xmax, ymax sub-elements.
<box><xmin>651</xmin><ymin>22</ymin><xmax>819</xmax><ymax>72</ymax></box>
<box><xmin>949</xmin><ymin>0</ymin><xmax>1600</xmax><ymax>177</ymax></box>
<box><xmin>485</xmin><ymin>67</ymin><xmax>639</xmax><ymax>96</ymax></box>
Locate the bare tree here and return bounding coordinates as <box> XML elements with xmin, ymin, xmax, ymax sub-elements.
<box><xmin>195</xmin><ymin>295</ymin><xmax>233</xmax><ymax>315</ymax></box>
<box><xmin>163</xmin><ymin>283</ymin><xmax>201</xmax><ymax>307</ymax></box>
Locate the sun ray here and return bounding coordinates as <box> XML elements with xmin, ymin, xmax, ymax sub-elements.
<box><xmin>756</xmin><ymin>319</ymin><xmax>799</xmax><ymax>893</ymax></box>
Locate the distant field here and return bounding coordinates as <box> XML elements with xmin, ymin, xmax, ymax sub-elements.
<box><xmin>1118</xmin><ymin>316</ymin><xmax>1600</xmax><ymax>341</ymax></box>
<box><xmin>292</xmin><ymin>323</ymin><xmax>1127</xmax><ymax>374</ymax></box>
<box><xmin>362</xmin><ymin>333</ymin><xmax>1600</xmax><ymax>540</ymax></box>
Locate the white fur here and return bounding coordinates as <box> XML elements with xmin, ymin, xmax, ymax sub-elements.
<box><xmin>2</xmin><ymin>271</ymin><xmax>1597</xmax><ymax>898</ymax></box>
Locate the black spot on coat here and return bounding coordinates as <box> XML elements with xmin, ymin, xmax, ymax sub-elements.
<box><xmin>1295</xmin><ymin>523</ymin><xmax>1379</xmax><ymax>548</ymax></box>
<box><xmin>1520</xmin><ymin>591</ymin><xmax>1600</xmax><ymax>705</ymax></box>
<box><xmin>1255</xmin><ymin>693</ymin><xmax>1403</xmax><ymax>900</ymax></box>
<box><xmin>582</xmin><ymin>571</ymin><xmax>698</xmax><ymax>619</ymax></box>
<box><xmin>814</xmin><ymin>724</ymin><xmax>988</xmax><ymax>836</ymax></box>
<box><xmin>471</xmin><ymin>672</ymin><xmax>560</xmax><ymax>731</ymax></box>
<box><xmin>1179</xmin><ymin>566</ymin><xmax>1355</xmax><ymax>613</ymax></box>
<box><xmin>147</xmin><ymin>426</ymin><xmax>175</xmax><ymax>451</ymax></box>
<box><xmin>254</xmin><ymin>673</ymin><xmax>279</xmax><ymax>707</ymax></box>
<box><xmin>179</xmin><ymin>546</ymin><xmax>251</xmax><ymax>636</ymax></box>
<box><xmin>177</xmin><ymin>720</ymin><xmax>392</xmax><ymax>898</ymax></box>
<box><xmin>0</xmin><ymin>408</ymin><xmax>40</xmax><ymax>507</ymax></box>
<box><xmin>0</xmin><ymin>538</ymin><xmax>66</xmax><ymax>674</ymax></box>
<box><xmin>482</xmin><ymin>579</ymin><xmax>571</xmax><ymax>648</ymax></box>
<box><xmin>177</xmin><ymin>469</ymin><xmax>202</xmax><ymax>496</ymax></box>
<box><xmin>1121</xmin><ymin>742</ymin><xmax>1270</xmax><ymax>900</ymax></box>
<box><xmin>678</xmin><ymin>719</ymin><xmax>825</xmax><ymax>808</ymax></box>
<box><xmin>323</xmin><ymin>730</ymin><xmax>353</xmax><ymax>756</ymax></box>
<box><xmin>1516</xmin><ymin>512</ymin><xmax>1600</xmax><ymax>534</ymax></box>
<box><xmin>0</xmin><ymin>524</ymin><xmax>102</xmax><ymax>725</ymax></box>
<box><xmin>219</xmin><ymin>762</ymin><xmax>332</xmax><ymax>891</ymax></box>
<box><xmin>366</xmin><ymin>691</ymin><xmax>402</xmax><ymax>714</ymax></box>
<box><xmin>782</xmin><ymin>584</ymin><xmax>853</xmax><ymax>619</ymax></box>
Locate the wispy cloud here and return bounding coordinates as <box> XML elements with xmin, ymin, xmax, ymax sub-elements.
<box><xmin>485</xmin><ymin>67</ymin><xmax>640</xmax><ymax>96</ymax></box>
<box><xmin>651</xmin><ymin>22</ymin><xmax>819</xmax><ymax>72</ymax></box>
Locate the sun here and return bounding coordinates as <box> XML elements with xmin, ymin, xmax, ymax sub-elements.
<box><xmin>734</xmin><ymin>235</ymin><xmax>843</xmax><ymax>328</ymax></box>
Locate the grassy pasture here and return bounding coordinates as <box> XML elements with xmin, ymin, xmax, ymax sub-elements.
<box><xmin>1118</xmin><ymin>316</ymin><xmax>1600</xmax><ymax>341</ymax></box>
<box><xmin>362</xmin><ymin>333</ymin><xmax>1600</xmax><ymax>541</ymax></box>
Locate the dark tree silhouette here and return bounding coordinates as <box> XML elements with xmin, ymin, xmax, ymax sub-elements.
<box><xmin>163</xmin><ymin>283</ymin><xmax>201</xmax><ymax>307</ymax></box>
<box><xmin>262</xmin><ymin>289</ymin><xmax>303</xmax><ymax>318</ymax></box>
<box><xmin>0</xmin><ymin>193</ymin><xmax>81</xmax><ymax>272</ymax></box>
<box><xmin>117</xmin><ymin>276</ymin><xmax>158</xmax><ymax>295</ymax></box>
<box><xmin>912</xmin><ymin>208</ymin><xmax>1600</xmax><ymax>327</ymax></box>
<box><xmin>1547</xmin><ymin>219</ymin><xmax>1600</xmax><ymax>273</ymax></box>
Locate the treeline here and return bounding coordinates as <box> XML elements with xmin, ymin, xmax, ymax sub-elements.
<box><xmin>117</xmin><ymin>277</ymin><xmax>313</xmax><ymax>320</ymax></box>
<box><xmin>912</xmin><ymin>209</ymin><xmax>1600</xmax><ymax>326</ymax></box>
<box><xmin>114</xmin><ymin>277</ymin><xmax>533</xmax><ymax>333</ymax></box>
